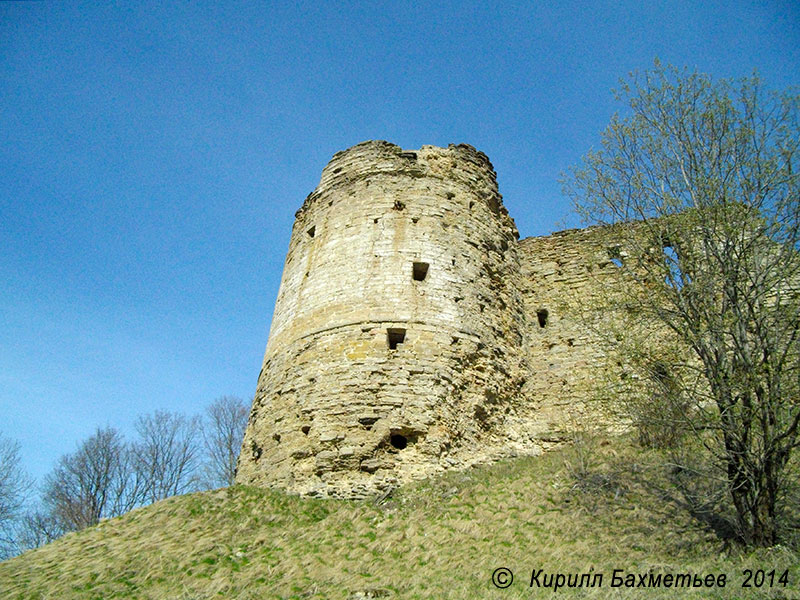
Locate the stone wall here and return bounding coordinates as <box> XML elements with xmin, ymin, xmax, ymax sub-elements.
<box><xmin>515</xmin><ymin>227</ymin><xmax>626</xmax><ymax>440</ymax></box>
<box><xmin>236</xmin><ymin>141</ymin><xmax>530</xmax><ymax>498</ymax></box>
<box><xmin>236</xmin><ymin>141</ymin><xmax>626</xmax><ymax>498</ymax></box>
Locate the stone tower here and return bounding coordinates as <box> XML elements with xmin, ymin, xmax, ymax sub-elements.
<box><xmin>236</xmin><ymin>141</ymin><xmax>530</xmax><ymax>497</ymax></box>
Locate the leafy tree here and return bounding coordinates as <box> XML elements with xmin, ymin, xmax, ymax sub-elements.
<box><xmin>200</xmin><ymin>396</ymin><xmax>249</xmax><ymax>488</ymax></box>
<box><xmin>565</xmin><ymin>62</ymin><xmax>800</xmax><ymax>547</ymax></box>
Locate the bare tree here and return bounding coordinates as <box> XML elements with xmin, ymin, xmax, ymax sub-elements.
<box><xmin>0</xmin><ymin>434</ymin><xmax>31</xmax><ymax>559</ymax></box>
<box><xmin>19</xmin><ymin>411</ymin><xmax>203</xmax><ymax>548</ymax></box>
<box><xmin>565</xmin><ymin>62</ymin><xmax>800</xmax><ymax>546</ymax></box>
<box><xmin>14</xmin><ymin>509</ymin><xmax>65</xmax><ymax>553</ymax></box>
<box><xmin>200</xmin><ymin>396</ymin><xmax>249</xmax><ymax>488</ymax></box>
<box><xmin>132</xmin><ymin>411</ymin><xmax>201</xmax><ymax>503</ymax></box>
<box><xmin>41</xmin><ymin>427</ymin><xmax>138</xmax><ymax>533</ymax></box>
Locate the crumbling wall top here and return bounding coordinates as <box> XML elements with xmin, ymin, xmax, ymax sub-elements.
<box><xmin>297</xmin><ymin>140</ymin><xmax>514</xmax><ymax>235</ymax></box>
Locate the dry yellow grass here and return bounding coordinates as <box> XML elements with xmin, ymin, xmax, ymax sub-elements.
<box><xmin>1</xmin><ymin>440</ymin><xmax>797</xmax><ymax>599</ymax></box>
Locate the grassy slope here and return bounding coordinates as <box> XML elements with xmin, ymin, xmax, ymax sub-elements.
<box><xmin>1</xmin><ymin>441</ymin><xmax>797</xmax><ymax>600</ymax></box>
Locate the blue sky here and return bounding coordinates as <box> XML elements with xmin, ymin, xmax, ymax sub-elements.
<box><xmin>1</xmin><ymin>1</ymin><xmax>798</xmax><ymax>485</ymax></box>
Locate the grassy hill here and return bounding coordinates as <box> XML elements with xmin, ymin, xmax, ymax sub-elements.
<box><xmin>1</xmin><ymin>439</ymin><xmax>797</xmax><ymax>599</ymax></box>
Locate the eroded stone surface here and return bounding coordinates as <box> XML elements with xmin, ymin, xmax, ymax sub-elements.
<box><xmin>236</xmin><ymin>141</ymin><xmax>622</xmax><ymax>498</ymax></box>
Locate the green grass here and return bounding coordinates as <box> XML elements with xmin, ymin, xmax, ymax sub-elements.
<box><xmin>1</xmin><ymin>439</ymin><xmax>797</xmax><ymax>599</ymax></box>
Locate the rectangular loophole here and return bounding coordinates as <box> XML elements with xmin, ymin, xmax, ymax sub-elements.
<box><xmin>412</xmin><ymin>262</ymin><xmax>429</xmax><ymax>281</ymax></box>
<box><xmin>537</xmin><ymin>309</ymin><xmax>548</xmax><ymax>328</ymax></box>
<box><xmin>387</xmin><ymin>328</ymin><xmax>406</xmax><ymax>350</ymax></box>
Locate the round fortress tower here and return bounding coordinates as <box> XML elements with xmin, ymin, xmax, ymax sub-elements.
<box><xmin>236</xmin><ymin>141</ymin><xmax>529</xmax><ymax>498</ymax></box>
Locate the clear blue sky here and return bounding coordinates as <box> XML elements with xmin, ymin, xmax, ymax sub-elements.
<box><xmin>1</xmin><ymin>1</ymin><xmax>798</xmax><ymax>485</ymax></box>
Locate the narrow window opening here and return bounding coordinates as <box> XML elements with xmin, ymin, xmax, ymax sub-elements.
<box><xmin>469</xmin><ymin>201</ymin><xmax>475</xmax><ymax>210</ymax></box>
<box><xmin>537</xmin><ymin>309</ymin><xmax>549</xmax><ymax>328</ymax></box>
<box><xmin>250</xmin><ymin>441</ymin><xmax>262</xmax><ymax>460</ymax></box>
<box><xmin>663</xmin><ymin>245</ymin><xmax>684</xmax><ymax>287</ymax></box>
<box><xmin>651</xmin><ymin>361</ymin><xmax>670</xmax><ymax>384</ymax></box>
<box><xmin>307</xmin><ymin>225</ymin><xmax>316</xmax><ymax>238</ymax></box>
<box><xmin>412</xmin><ymin>262</ymin><xmax>429</xmax><ymax>281</ymax></box>
<box><xmin>373</xmin><ymin>218</ymin><xmax>379</xmax><ymax>224</ymax></box>
<box><xmin>607</xmin><ymin>245</ymin><xmax>623</xmax><ymax>267</ymax></box>
<box><xmin>387</xmin><ymin>328</ymin><xmax>406</xmax><ymax>350</ymax></box>
<box><xmin>390</xmin><ymin>434</ymin><xmax>408</xmax><ymax>450</ymax></box>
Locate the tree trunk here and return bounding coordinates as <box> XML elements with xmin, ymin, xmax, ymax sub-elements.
<box><xmin>748</xmin><ymin>489</ymin><xmax>778</xmax><ymax>547</ymax></box>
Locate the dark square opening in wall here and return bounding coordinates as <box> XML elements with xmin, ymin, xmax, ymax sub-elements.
<box><xmin>412</xmin><ymin>262</ymin><xmax>429</xmax><ymax>281</ymax></box>
<box><xmin>307</xmin><ymin>225</ymin><xmax>316</xmax><ymax>238</ymax></box>
<box><xmin>537</xmin><ymin>309</ymin><xmax>549</xmax><ymax>328</ymax></box>
<box><xmin>390</xmin><ymin>434</ymin><xmax>408</xmax><ymax>449</ymax></box>
<box><xmin>387</xmin><ymin>328</ymin><xmax>406</xmax><ymax>350</ymax></box>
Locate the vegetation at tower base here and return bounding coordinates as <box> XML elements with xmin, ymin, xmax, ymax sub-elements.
<box><xmin>565</xmin><ymin>62</ymin><xmax>800</xmax><ymax>547</ymax></box>
<box><xmin>1</xmin><ymin>438</ymin><xmax>798</xmax><ymax>599</ymax></box>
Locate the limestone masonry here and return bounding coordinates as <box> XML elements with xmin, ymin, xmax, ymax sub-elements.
<box><xmin>236</xmin><ymin>141</ymin><xmax>623</xmax><ymax>498</ymax></box>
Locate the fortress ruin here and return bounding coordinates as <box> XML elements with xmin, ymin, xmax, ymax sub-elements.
<box><xmin>236</xmin><ymin>141</ymin><xmax>624</xmax><ymax>498</ymax></box>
